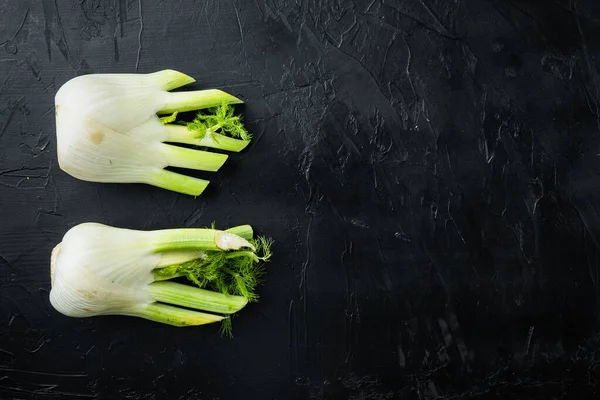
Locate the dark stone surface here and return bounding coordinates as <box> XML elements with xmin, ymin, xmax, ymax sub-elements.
<box><xmin>1</xmin><ymin>0</ymin><xmax>600</xmax><ymax>398</ymax></box>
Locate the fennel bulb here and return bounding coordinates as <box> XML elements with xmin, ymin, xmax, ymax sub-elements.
<box><xmin>50</xmin><ymin>222</ymin><xmax>271</xmax><ymax>334</ymax></box>
<box><xmin>55</xmin><ymin>69</ymin><xmax>251</xmax><ymax>196</ymax></box>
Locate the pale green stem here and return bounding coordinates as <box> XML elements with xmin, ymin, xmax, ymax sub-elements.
<box><xmin>148</xmin><ymin>69</ymin><xmax>196</xmax><ymax>91</ymax></box>
<box><xmin>151</xmin><ymin>229</ymin><xmax>220</xmax><ymax>252</ymax></box>
<box><xmin>148</xmin><ymin>281</ymin><xmax>248</xmax><ymax>315</ymax></box>
<box><xmin>153</xmin><ymin>253</ymin><xmax>202</xmax><ymax>280</ymax></box>
<box><xmin>152</xmin><ymin>272</ymin><xmax>181</xmax><ymax>281</ymax></box>
<box><xmin>159</xmin><ymin>89</ymin><xmax>243</xmax><ymax>114</ymax></box>
<box><xmin>146</xmin><ymin>168</ymin><xmax>209</xmax><ymax>196</ymax></box>
<box><xmin>157</xmin><ymin>250</ymin><xmax>205</xmax><ymax>268</ymax></box>
<box><xmin>225</xmin><ymin>250</ymin><xmax>259</xmax><ymax>262</ymax></box>
<box><xmin>164</xmin><ymin>125</ymin><xmax>249</xmax><ymax>152</ymax></box>
<box><xmin>226</xmin><ymin>225</ymin><xmax>254</xmax><ymax>240</ymax></box>
<box><xmin>120</xmin><ymin>302</ymin><xmax>223</xmax><ymax>327</ymax></box>
<box><xmin>151</xmin><ymin>228</ymin><xmax>253</xmax><ymax>252</ymax></box>
<box><xmin>159</xmin><ymin>143</ymin><xmax>228</xmax><ymax>172</ymax></box>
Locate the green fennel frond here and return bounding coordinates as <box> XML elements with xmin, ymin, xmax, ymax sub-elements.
<box><xmin>219</xmin><ymin>317</ymin><xmax>233</xmax><ymax>338</ymax></box>
<box><xmin>153</xmin><ymin>230</ymin><xmax>272</xmax><ymax>336</ymax></box>
<box><xmin>254</xmin><ymin>236</ymin><xmax>273</xmax><ymax>262</ymax></box>
<box><xmin>187</xmin><ymin>103</ymin><xmax>251</xmax><ymax>142</ymax></box>
<box><xmin>171</xmin><ymin>236</ymin><xmax>272</xmax><ymax>302</ymax></box>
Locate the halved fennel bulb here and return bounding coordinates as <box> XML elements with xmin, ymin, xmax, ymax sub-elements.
<box><xmin>49</xmin><ymin>222</ymin><xmax>272</xmax><ymax>334</ymax></box>
<box><xmin>55</xmin><ymin>69</ymin><xmax>251</xmax><ymax>196</ymax></box>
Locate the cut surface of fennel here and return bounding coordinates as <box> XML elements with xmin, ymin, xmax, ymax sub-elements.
<box><xmin>55</xmin><ymin>69</ymin><xmax>250</xmax><ymax>196</ymax></box>
<box><xmin>49</xmin><ymin>222</ymin><xmax>271</xmax><ymax>333</ymax></box>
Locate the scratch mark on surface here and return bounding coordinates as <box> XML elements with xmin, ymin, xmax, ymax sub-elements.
<box><xmin>575</xmin><ymin>12</ymin><xmax>600</xmax><ymax>130</ymax></box>
<box><xmin>251</xmin><ymin>0</ymin><xmax>265</xmax><ymax>17</ymax></box>
<box><xmin>84</xmin><ymin>345</ymin><xmax>95</xmax><ymax>357</ymax></box>
<box><xmin>298</xmin><ymin>0</ymin><xmax>308</xmax><ymax>43</ymax></box>
<box><xmin>365</xmin><ymin>0</ymin><xmax>378</xmax><ymax>13</ymax></box>
<box><xmin>0</xmin><ymin>348</ymin><xmax>14</xmax><ymax>356</ymax></box>
<box><xmin>42</xmin><ymin>0</ymin><xmax>54</xmax><ymax>61</ymax></box>
<box><xmin>379</xmin><ymin>32</ymin><xmax>397</xmax><ymax>84</ymax></box>
<box><xmin>459</xmin><ymin>41</ymin><xmax>479</xmax><ymax>77</ymax></box>
<box><xmin>0</xmin><ymin>166</ymin><xmax>50</xmax><ymax>177</ymax></box>
<box><xmin>299</xmin><ymin>216</ymin><xmax>312</xmax><ymax>357</ymax></box>
<box><xmin>324</xmin><ymin>18</ymin><xmax>358</xmax><ymax>48</ymax></box>
<box><xmin>418</xmin><ymin>0</ymin><xmax>456</xmax><ymax>39</ymax></box>
<box><xmin>42</xmin><ymin>105</ymin><xmax>56</xmax><ymax>118</ymax></box>
<box><xmin>397</xmin><ymin>345</ymin><xmax>406</xmax><ymax>367</ymax></box>
<box><xmin>288</xmin><ymin>299</ymin><xmax>297</xmax><ymax>374</ymax></box>
<box><xmin>573</xmin><ymin>203</ymin><xmax>600</xmax><ymax>253</ymax></box>
<box><xmin>27</xmin><ymin>337</ymin><xmax>50</xmax><ymax>354</ymax></box>
<box><xmin>0</xmin><ymin>368</ymin><xmax>87</xmax><ymax>378</ymax></box>
<box><xmin>0</xmin><ymin>386</ymin><xmax>94</xmax><ymax>399</ymax></box>
<box><xmin>299</xmin><ymin>217</ymin><xmax>312</xmax><ymax>297</ymax></box>
<box><xmin>40</xmin><ymin>0</ymin><xmax>74</xmax><ymax>65</ymax></box>
<box><xmin>402</xmin><ymin>35</ymin><xmax>417</xmax><ymax>106</ymax></box>
<box><xmin>524</xmin><ymin>325</ymin><xmax>535</xmax><ymax>357</ymax></box>
<box><xmin>341</xmin><ymin>234</ymin><xmax>357</xmax><ymax>363</ymax></box>
<box><xmin>135</xmin><ymin>0</ymin><xmax>143</xmax><ymax>71</ymax></box>
<box><xmin>424</xmin><ymin>244</ymin><xmax>451</xmax><ymax>295</ymax></box>
<box><xmin>345</xmin><ymin>292</ymin><xmax>357</xmax><ymax>363</ymax></box>
<box><xmin>0</xmin><ymin>8</ymin><xmax>30</xmax><ymax>45</ymax></box>
<box><xmin>118</xmin><ymin>0</ymin><xmax>127</xmax><ymax>37</ymax></box>
<box><xmin>341</xmin><ymin>235</ymin><xmax>351</xmax><ymax>295</ymax></box>
<box><xmin>276</xmin><ymin>10</ymin><xmax>294</xmax><ymax>34</ymax></box>
<box><xmin>113</xmin><ymin>36</ymin><xmax>119</xmax><ymax>62</ymax></box>
<box><xmin>203</xmin><ymin>0</ymin><xmax>214</xmax><ymax>38</ymax></box>
<box><xmin>233</xmin><ymin>1</ymin><xmax>245</xmax><ymax>47</ymax></box>
<box><xmin>485</xmin><ymin>0</ymin><xmax>517</xmax><ymax>29</ymax></box>
<box><xmin>0</xmin><ymin>97</ymin><xmax>24</xmax><ymax>140</ymax></box>
<box><xmin>53</xmin><ymin>0</ymin><xmax>72</xmax><ymax>65</ymax></box>
<box><xmin>228</xmin><ymin>187</ymin><xmax>241</xmax><ymax>205</ymax></box>
<box><xmin>506</xmin><ymin>1</ymin><xmax>544</xmax><ymax>34</ymax></box>
<box><xmin>387</xmin><ymin>3</ymin><xmax>456</xmax><ymax>40</ymax></box>
<box><xmin>0</xmin><ymin>252</ymin><xmax>13</xmax><ymax>270</ymax></box>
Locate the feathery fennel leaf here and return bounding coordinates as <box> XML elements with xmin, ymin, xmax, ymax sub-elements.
<box><xmin>220</xmin><ymin>316</ymin><xmax>233</xmax><ymax>338</ymax></box>
<box><xmin>170</xmin><ymin>235</ymin><xmax>272</xmax><ymax>301</ymax></box>
<box><xmin>186</xmin><ymin>103</ymin><xmax>251</xmax><ymax>141</ymax></box>
<box><xmin>154</xmin><ymin>231</ymin><xmax>273</xmax><ymax>336</ymax></box>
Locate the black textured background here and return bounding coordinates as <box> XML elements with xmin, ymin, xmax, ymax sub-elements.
<box><xmin>1</xmin><ymin>0</ymin><xmax>600</xmax><ymax>399</ymax></box>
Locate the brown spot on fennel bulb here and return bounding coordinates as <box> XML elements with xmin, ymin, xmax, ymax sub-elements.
<box><xmin>89</xmin><ymin>131</ymin><xmax>105</xmax><ymax>144</ymax></box>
